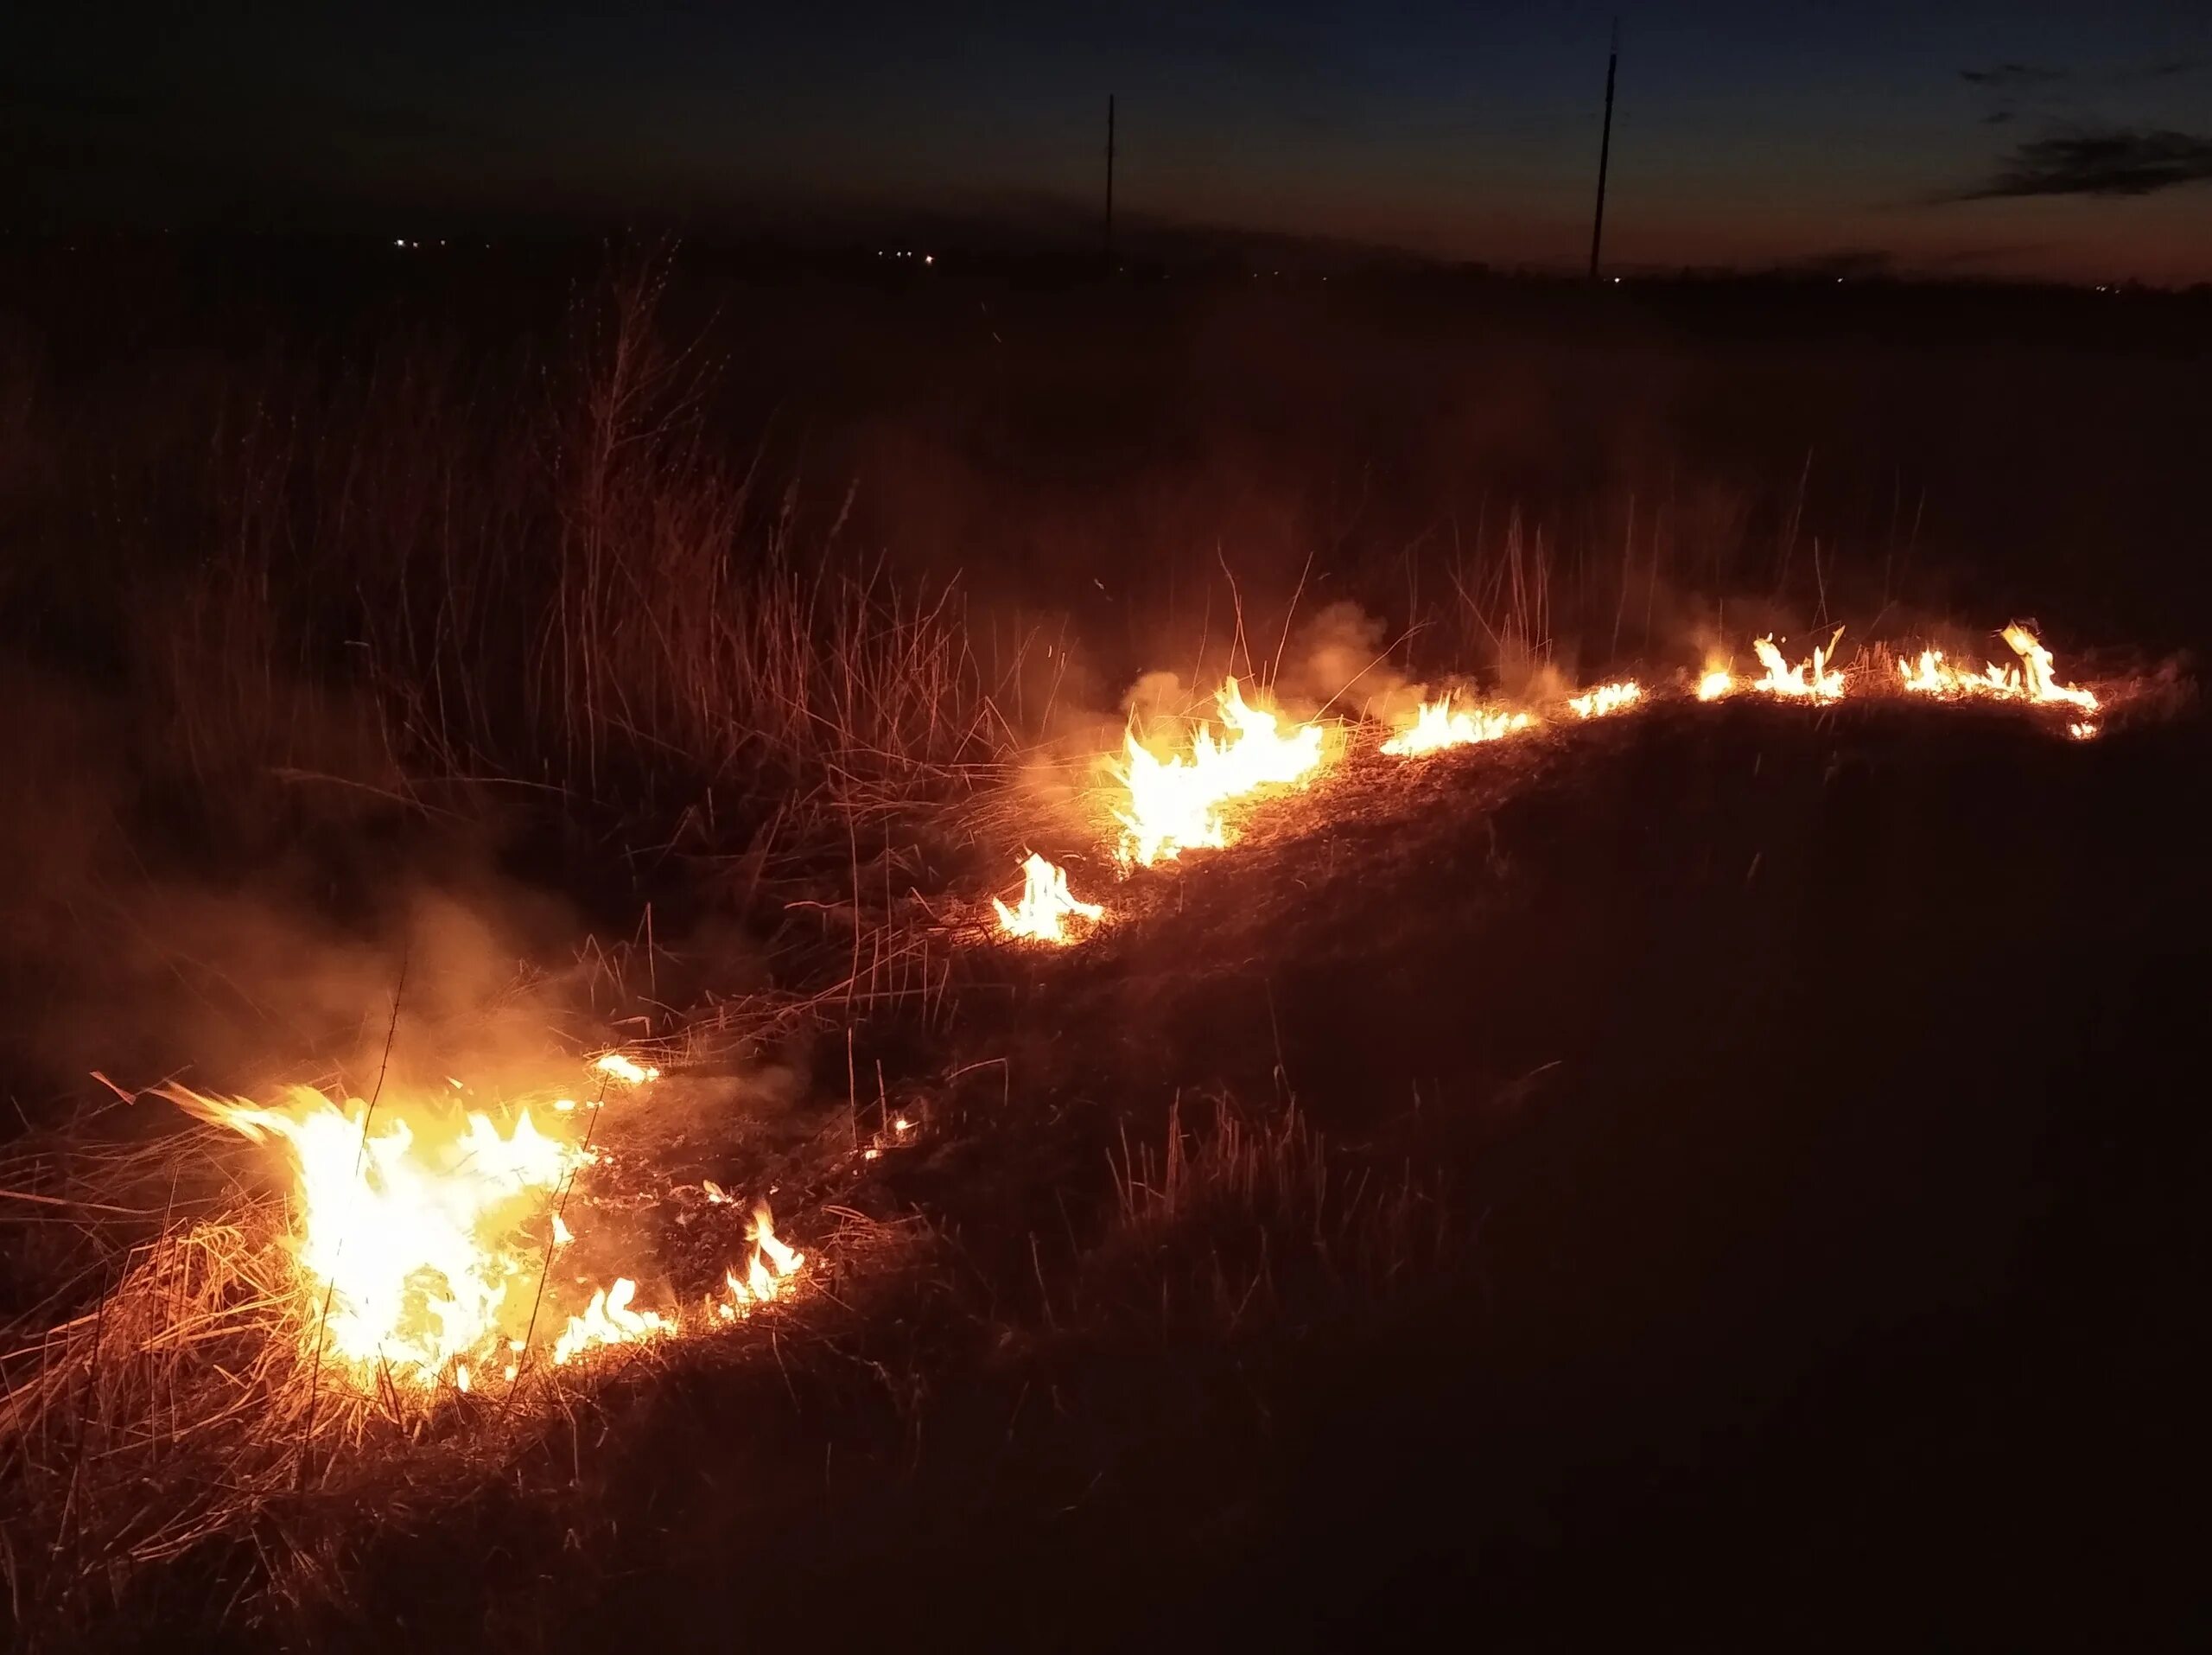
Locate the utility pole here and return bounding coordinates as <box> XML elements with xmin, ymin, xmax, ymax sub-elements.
<box><xmin>1588</xmin><ymin>21</ymin><xmax>1618</xmax><ymax>281</ymax></box>
<box><xmin>1104</xmin><ymin>93</ymin><xmax>1116</xmax><ymax>264</ymax></box>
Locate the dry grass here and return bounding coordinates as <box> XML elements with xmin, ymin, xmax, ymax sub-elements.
<box><xmin>1084</xmin><ymin>1093</ymin><xmax>1453</xmax><ymax>1334</ymax></box>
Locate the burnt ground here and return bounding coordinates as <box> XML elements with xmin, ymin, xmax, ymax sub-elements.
<box><xmin>158</xmin><ymin>700</ymin><xmax>2209</xmax><ymax>1650</ymax></box>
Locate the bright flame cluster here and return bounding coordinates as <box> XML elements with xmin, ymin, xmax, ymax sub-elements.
<box><xmin>714</xmin><ymin>1203</ymin><xmax>807</xmax><ymax>1320</ymax></box>
<box><xmin>168</xmin><ymin>1053</ymin><xmax>808</xmax><ymax>1394</ymax></box>
<box><xmin>994</xmin><ymin>852</ymin><xmax>1104</xmax><ymax>944</ymax></box>
<box><xmin>1568</xmin><ymin>680</ymin><xmax>1643</xmax><ymax>719</ymax></box>
<box><xmin>1895</xmin><ymin>627</ymin><xmax>2099</xmax><ymax>716</ymax></box>
<box><xmin>1382</xmin><ymin>697</ymin><xmax>1534</xmax><ymax>757</ymax></box>
<box><xmin>1113</xmin><ymin>678</ymin><xmax>1328</xmax><ymax>868</ymax></box>
<box><xmin>1749</xmin><ymin>633</ymin><xmax>1846</xmax><ymax>701</ymax></box>
<box><xmin>167</xmin><ymin>1083</ymin><xmax>596</xmax><ymax>1385</ymax></box>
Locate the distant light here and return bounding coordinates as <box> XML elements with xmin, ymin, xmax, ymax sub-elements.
<box><xmin>395</xmin><ymin>238</ymin><xmax>405</xmax><ymax>248</ymax></box>
<box><xmin>924</xmin><ymin>253</ymin><xmax>933</xmax><ymax>264</ymax></box>
<box><xmin>1612</xmin><ymin>275</ymin><xmax>1622</xmax><ymax>284</ymax></box>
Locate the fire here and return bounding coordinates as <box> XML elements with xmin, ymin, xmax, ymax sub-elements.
<box><xmin>1697</xmin><ymin>668</ymin><xmax>1735</xmax><ymax>701</ymax></box>
<box><xmin>1568</xmin><ymin>680</ymin><xmax>1642</xmax><ymax>719</ymax></box>
<box><xmin>715</xmin><ymin>1202</ymin><xmax>807</xmax><ymax>1320</ymax></box>
<box><xmin>164</xmin><ymin>1082</ymin><xmax>602</xmax><ymax>1386</ymax></box>
<box><xmin>1112</xmin><ymin>677</ymin><xmax>1327</xmax><ymax>869</ymax></box>
<box><xmin>1895</xmin><ymin>627</ymin><xmax>2097</xmax><ymax>715</ymax></box>
<box><xmin>1999</xmin><ymin>623</ymin><xmax>2098</xmax><ymax>711</ymax></box>
<box><xmin>1897</xmin><ymin>649</ymin><xmax>2018</xmax><ymax>698</ymax></box>
<box><xmin>156</xmin><ymin>1047</ymin><xmax>715</xmax><ymax>1390</ymax></box>
<box><xmin>1381</xmin><ymin>696</ymin><xmax>1534</xmax><ymax>757</ymax></box>
<box><xmin>993</xmin><ymin>852</ymin><xmax>1104</xmax><ymax>944</ymax></box>
<box><xmin>551</xmin><ymin>1278</ymin><xmax>668</xmax><ymax>1366</ymax></box>
<box><xmin>1748</xmin><ymin>633</ymin><xmax>1845</xmax><ymax>701</ymax></box>
<box><xmin>592</xmin><ymin>1052</ymin><xmax>659</xmax><ymax>1086</ymax></box>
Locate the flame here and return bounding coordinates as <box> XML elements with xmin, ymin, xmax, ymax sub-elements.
<box><xmin>160</xmin><ymin>1053</ymin><xmax>690</xmax><ymax>1388</ymax></box>
<box><xmin>1112</xmin><ymin>678</ymin><xmax>1327</xmax><ymax>869</ymax></box>
<box><xmin>993</xmin><ymin>853</ymin><xmax>1105</xmax><ymax>944</ymax></box>
<box><xmin>1894</xmin><ymin>627</ymin><xmax>2096</xmax><ymax>716</ymax></box>
<box><xmin>2000</xmin><ymin>623</ymin><xmax>2098</xmax><ymax>711</ymax></box>
<box><xmin>551</xmin><ymin>1278</ymin><xmax>668</xmax><ymax>1366</ymax></box>
<box><xmin>592</xmin><ymin>1052</ymin><xmax>659</xmax><ymax>1086</ymax></box>
<box><xmin>1897</xmin><ymin>649</ymin><xmax>2018</xmax><ymax>698</ymax></box>
<box><xmin>1381</xmin><ymin>697</ymin><xmax>1534</xmax><ymax>757</ymax></box>
<box><xmin>1748</xmin><ymin>633</ymin><xmax>1846</xmax><ymax>701</ymax></box>
<box><xmin>1567</xmin><ymin>680</ymin><xmax>1642</xmax><ymax>719</ymax></box>
<box><xmin>164</xmin><ymin>1083</ymin><xmax>604</xmax><ymax>1385</ymax></box>
<box><xmin>715</xmin><ymin>1202</ymin><xmax>807</xmax><ymax>1321</ymax></box>
<box><xmin>1697</xmin><ymin>668</ymin><xmax>1735</xmax><ymax>701</ymax></box>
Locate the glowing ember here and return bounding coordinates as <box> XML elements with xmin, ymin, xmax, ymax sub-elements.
<box><xmin>1113</xmin><ymin>677</ymin><xmax>1327</xmax><ymax>869</ymax></box>
<box><xmin>1568</xmin><ymin>680</ymin><xmax>1643</xmax><ymax>719</ymax></box>
<box><xmin>1696</xmin><ymin>668</ymin><xmax>1735</xmax><ymax>702</ymax></box>
<box><xmin>715</xmin><ymin>1201</ymin><xmax>807</xmax><ymax>1321</ymax></box>
<box><xmin>2069</xmin><ymin>721</ymin><xmax>2099</xmax><ymax>741</ymax></box>
<box><xmin>1748</xmin><ymin>633</ymin><xmax>1846</xmax><ymax>701</ymax></box>
<box><xmin>993</xmin><ymin>852</ymin><xmax>1105</xmax><ymax>944</ymax></box>
<box><xmin>2001</xmin><ymin>623</ymin><xmax>2098</xmax><ymax>711</ymax></box>
<box><xmin>1381</xmin><ymin>696</ymin><xmax>1533</xmax><ymax>757</ymax></box>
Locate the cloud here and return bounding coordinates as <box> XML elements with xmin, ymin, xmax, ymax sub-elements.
<box><xmin>1953</xmin><ymin>125</ymin><xmax>2212</xmax><ymax>199</ymax></box>
<box><xmin>1959</xmin><ymin>62</ymin><xmax>2064</xmax><ymax>87</ymax></box>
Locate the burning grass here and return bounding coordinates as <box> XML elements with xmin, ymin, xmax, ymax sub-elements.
<box><xmin>991</xmin><ymin>853</ymin><xmax>1106</xmax><ymax>945</ymax></box>
<box><xmin>0</xmin><ymin>1046</ymin><xmax>845</xmax><ymax>1643</ymax></box>
<box><xmin>1381</xmin><ymin>696</ymin><xmax>1535</xmax><ymax>757</ymax></box>
<box><xmin>1111</xmin><ymin>678</ymin><xmax>1331</xmax><ymax>869</ymax></box>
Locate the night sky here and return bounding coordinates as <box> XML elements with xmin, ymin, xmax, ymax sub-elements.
<box><xmin>9</xmin><ymin>2</ymin><xmax>2209</xmax><ymax>282</ymax></box>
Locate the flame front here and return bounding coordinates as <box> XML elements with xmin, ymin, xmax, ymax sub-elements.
<box><xmin>1897</xmin><ymin>627</ymin><xmax>2096</xmax><ymax>717</ymax></box>
<box><xmin>1748</xmin><ymin>633</ymin><xmax>1845</xmax><ymax>701</ymax></box>
<box><xmin>993</xmin><ymin>853</ymin><xmax>1104</xmax><ymax>944</ymax></box>
<box><xmin>1999</xmin><ymin>623</ymin><xmax>2098</xmax><ymax>711</ymax></box>
<box><xmin>1568</xmin><ymin>680</ymin><xmax>1642</xmax><ymax>719</ymax></box>
<box><xmin>165</xmin><ymin>1082</ymin><xmax>611</xmax><ymax>1386</ymax></box>
<box><xmin>1113</xmin><ymin>678</ymin><xmax>1327</xmax><ymax>869</ymax></box>
<box><xmin>1381</xmin><ymin>697</ymin><xmax>1534</xmax><ymax>757</ymax></box>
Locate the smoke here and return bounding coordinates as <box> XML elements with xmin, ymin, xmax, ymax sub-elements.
<box><xmin>1269</xmin><ymin>601</ymin><xmax>1428</xmax><ymax>726</ymax></box>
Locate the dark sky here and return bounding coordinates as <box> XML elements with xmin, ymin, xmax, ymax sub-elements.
<box><xmin>8</xmin><ymin>2</ymin><xmax>2210</xmax><ymax>281</ymax></box>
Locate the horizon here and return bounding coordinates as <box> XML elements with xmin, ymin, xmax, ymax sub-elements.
<box><xmin>8</xmin><ymin>2</ymin><xmax>2210</xmax><ymax>286</ymax></box>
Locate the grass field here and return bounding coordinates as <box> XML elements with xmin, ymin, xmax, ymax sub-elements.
<box><xmin>1</xmin><ymin>240</ymin><xmax>2204</xmax><ymax>1649</ymax></box>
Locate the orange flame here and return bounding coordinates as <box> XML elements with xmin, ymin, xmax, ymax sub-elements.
<box><xmin>1748</xmin><ymin>633</ymin><xmax>1845</xmax><ymax>701</ymax></box>
<box><xmin>1567</xmin><ymin>680</ymin><xmax>1642</xmax><ymax>719</ymax></box>
<box><xmin>1112</xmin><ymin>678</ymin><xmax>1327</xmax><ymax>868</ymax></box>
<box><xmin>2000</xmin><ymin>623</ymin><xmax>2098</xmax><ymax>711</ymax></box>
<box><xmin>993</xmin><ymin>853</ymin><xmax>1104</xmax><ymax>944</ymax></box>
<box><xmin>715</xmin><ymin>1201</ymin><xmax>807</xmax><ymax>1320</ymax></box>
<box><xmin>1381</xmin><ymin>697</ymin><xmax>1534</xmax><ymax>757</ymax></box>
<box><xmin>162</xmin><ymin>1054</ymin><xmax>683</xmax><ymax>1389</ymax></box>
